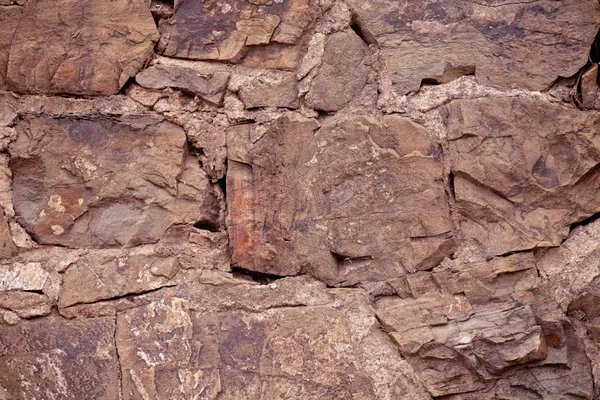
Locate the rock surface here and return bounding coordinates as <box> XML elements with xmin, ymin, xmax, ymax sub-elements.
<box><xmin>4</xmin><ymin>0</ymin><xmax>158</xmax><ymax>95</ymax></box>
<box><xmin>445</xmin><ymin>97</ymin><xmax>600</xmax><ymax>256</ymax></box>
<box><xmin>10</xmin><ymin>115</ymin><xmax>220</xmax><ymax>248</ymax></box>
<box><xmin>347</xmin><ymin>0</ymin><xmax>600</xmax><ymax>94</ymax></box>
<box><xmin>228</xmin><ymin>113</ymin><xmax>454</xmax><ymax>284</ymax></box>
<box><xmin>1</xmin><ymin>0</ymin><xmax>600</xmax><ymax>398</ymax></box>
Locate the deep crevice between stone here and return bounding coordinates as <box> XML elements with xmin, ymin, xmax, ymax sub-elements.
<box><xmin>569</xmin><ymin>210</ymin><xmax>600</xmax><ymax>234</ymax></box>
<box><xmin>230</xmin><ymin>266</ymin><xmax>289</xmax><ymax>285</ymax></box>
<box><xmin>61</xmin><ymin>284</ymin><xmax>175</xmax><ymax>310</ymax></box>
<box><xmin>193</xmin><ymin>219</ymin><xmax>221</xmax><ymax>232</ymax></box>
<box><xmin>349</xmin><ymin>14</ymin><xmax>377</xmax><ymax>46</ymax></box>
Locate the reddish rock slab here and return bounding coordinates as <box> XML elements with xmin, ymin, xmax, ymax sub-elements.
<box><xmin>227</xmin><ymin>113</ymin><xmax>454</xmax><ymax>285</ymax></box>
<box><xmin>4</xmin><ymin>0</ymin><xmax>158</xmax><ymax>95</ymax></box>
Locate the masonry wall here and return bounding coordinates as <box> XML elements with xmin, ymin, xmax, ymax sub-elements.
<box><xmin>1</xmin><ymin>1</ymin><xmax>600</xmax><ymax>399</ymax></box>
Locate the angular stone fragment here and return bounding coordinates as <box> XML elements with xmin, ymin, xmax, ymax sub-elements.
<box><xmin>10</xmin><ymin>116</ymin><xmax>220</xmax><ymax>248</ymax></box>
<box><xmin>136</xmin><ymin>64</ymin><xmax>230</xmax><ymax>105</ymax></box>
<box><xmin>347</xmin><ymin>0</ymin><xmax>600</xmax><ymax>94</ymax></box>
<box><xmin>0</xmin><ymin>317</ymin><xmax>120</xmax><ymax>399</ymax></box>
<box><xmin>158</xmin><ymin>0</ymin><xmax>317</xmax><ymax>62</ymax></box>
<box><xmin>227</xmin><ymin>113</ymin><xmax>454</xmax><ymax>284</ymax></box>
<box><xmin>59</xmin><ymin>254</ymin><xmax>180</xmax><ymax>308</ymax></box>
<box><xmin>373</xmin><ymin>253</ymin><xmax>553</xmax><ymax>397</ymax></box>
<box><xmin>0</xmin><ymin>291</ymin><xmax>51</xmax><ymax>318</ymax></box>
<box><xmin>116</xmin><ymin>277</ymin><xmax>429</xmax><ymax>400</ymax></box>
<box><xmin>445</xmin><ymin>97</ymin><xmax>600</xmax><ymax>256</ymax></box>
<box><xmin>0</xmin><ymin>209</ymin><xmax>16</xmax><ymax>259</ymax></box>
<box><xmin>5</xmin><ymin>0</ymin><xmax>158</xmax><ymax>95</ymax></box>
<box><xmin>441</xmin><ymin>322</ymin><xmax>594</xmax><ymax>400</ymax></box>
<box><xmin>305</xmin><ymin>29</ymin><xmax>369</xmax><ymax>112</ymax></box>
<box><xmin>236</xmin><ymin>70</ymin><xmax>299</xmax><ymax>109</ymax></box>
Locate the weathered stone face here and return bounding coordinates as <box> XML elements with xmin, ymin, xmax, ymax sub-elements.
<box><xmin>115</xmin><ymin>277</ymin><xmax>426</xmax><ymax>400</ymax></box>
<box><xmin>0</xmin><ymin>317</ymin><xmax>120</xmax><ymax>399</ymax></box>
<box><xmin>347</xmin><ymin>0</ymin><xmax>600</xmax><ymax>94</ymax></box>
<box><xmin>228</xmin><ymin>113</ymin><xmax>454</xmax><ymax>284</ymax></box>
<box><xmin>158</xmin><ymin>0</ymin><xmax>317</xmax><ymax>62</ymax></box>
<box><xmin>445</xmin><ymin>97</ymin><xmax>600</xmax><ymax>256</ymax></box>
<box><xmin>3</xmin><ymin>0</ymin><xmax>600</xmax><ymax>397</ymax></box>
<box><xmin>3</xmin><ymin>0</ymin><xmax>158</xmax><ymax>95</ymax></box>
<box><xmin>10</xmin><ymin>116</ymin><xmax>220</xmax><ymax>248</ymax></box>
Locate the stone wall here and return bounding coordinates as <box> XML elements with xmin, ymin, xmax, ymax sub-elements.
<box><xmin>1</xmin><ymin>0</ymin><xmax>600</xmax><ymax>399</ymax></box>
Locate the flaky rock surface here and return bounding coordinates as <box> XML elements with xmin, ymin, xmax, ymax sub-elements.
<box><xmin>2</xmin><ymin>1</ymin><xmax>600</xmax><ymax>399</ymax></box>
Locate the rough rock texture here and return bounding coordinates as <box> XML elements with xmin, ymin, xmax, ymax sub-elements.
<box><xmin>2</xmin><ymin>1</ymin><xmax>600</xmax><ymax>399</ymax></box>
<box><xmin>347</xmin><ymin>0</ymin><xmax>600</xmax><ymax>94</ymax></box>
<box><xmin>228</xmin><ymin>113</ymin><xmax>454</xmax><ymax>284</ymax></box>
<box><xmin>446</xmin><ymin>97</ymin><xmax>600</xmax><ymax>256</ymax></box>
<box><xmin>10</xmin><ymin>115</ymin><xmax>220</xmax><ymax>248</ymax></box>
<box><xmin>3</xmin><ymin>0</ymin><xmax>158</xmax><ymax>95</ymax></box>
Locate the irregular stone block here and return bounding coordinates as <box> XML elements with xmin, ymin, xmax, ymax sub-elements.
<box><xmin>10</xmin><ymin>116</ymin><xmax>220</xmax><ymax>248</ymax></box>
<box><xmin>58</xmin><ymin>254</ymin><xmax>180</xmax><ymax>308</ymax></box>
<box><xmin>537</xmin><ymin>218</ymin><xmax>600</xmax><ymax>311</ymax></box>
<box><xmin>136</xmin><ymin>64</ymin><xmax>230</xmax><ymax>106</ymax></box>
<box><xmin>5</xmin><ymin>0</ymin><xmax>158</xmax><ymax>95</ymax></box>
<box><xmin>347</xmin><ymin>0</ymin><xmax>600</xmax><ymax>94</ymax></box>
<box><xmin>236</xmin><ymin>70</ymin><xmax>299</xmax><ymax>109</ymax></box>
<box><xmin>0</xmin><ymin>291</ymin><xmax>51</xmax><ymax>318</ymax></box>
<box><xmin>158</xmin><ymin>0</ymin><xmax>317</xmax><ymax>62</ymax></box>
<box><xmin>227</xmin><ymin>113</ymin><xmax>454</xmax><ymax>284</ymax></box>
<box><xmin>0</xmin><ymin>317</ymin><xmax>120</xmax><ymax>399</ymax></box>
<box><xmin>445</xmin><ymin>97</ymin><xmax>600</xmax><ymax>256</ymax></box>
<box><xmin>377</xmin><ymin>297</ymin><xmax>546</xmax><ymax>396</ymax></box>
<box><xmin>115</xmin><ymin>277</ymin><xmax>429</xmax><ymax>400</ymax></box>
<box><xmin>305</xmin><ymin>29</ymin><xmax>370</xmax><ymax>112</ymax></box>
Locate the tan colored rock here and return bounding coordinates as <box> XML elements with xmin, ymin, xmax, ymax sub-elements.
<box><xmin>347</xmin><ymin>0</ymin><xmax>600</xmax><ymax>94</ymax></box>
<box><xmin>158</xmin><ymin>0</ymin><xmax>318</xmax><ymax>62</ymax></box>
<box><xmin>0</xmin><ymin>291</ymin><xmax>51</xmax><ymax>318</ymax></box>
<box><xmin>228</xmin><ymin>112</ymin><xmax>454</xmax><ymax>284</ymax></box>
<box><xmin>116</xmin><ymin>276</ymin><xmax>429</xmax><ymax>400</ymax></box>
<box><xmin>235</xmin><ymin>70</ymin><xmax>299</xmax><ymax>109</ymax></box>
<box><xmin>441</xmin><ymin>322</ymin><xmax>594</xmax><ymax>400</ymax></box>
<box><xmin>10</xmin><ymin>115</ymin><xmax>220</xmax><ymax>248</ymax></box>
<box><xmin>0</xmin><ymin>317</ymin><xmax>120</xmax><ymax>399</ymax></box>
<box><xmin>445</xmin><ymin>97</ymin><xmax>600</xmax><ymax>256</ymax></box>
<box><xmin>59</xmin><ymin>254</ymin><xmax>180</xmax><ymax>308</ymax></box>
<box><xmin>136</xmin><ymin>64</ymin><xmax>230</xmax><ymax>106</ymax></box>
<box><xmin>5</xmin><ymin>0</ymin><xmax>158</xmax><ymax>95</ymax></box>
<box><xmin>305</xmin><ymin>29</ymin><xmax>370</xmax><ymax>112</ymax></box>
<box><xmin>0</xmin><ymin>262</ymin><xmax>48</xmax><ymax>291</ymax></box>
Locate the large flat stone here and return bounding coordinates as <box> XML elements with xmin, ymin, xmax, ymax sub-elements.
<box><xmin>115</xmin><ymin>277</ymin><xmax>429</xmax><ymax>400</ymax></box>
<box><xmin>227</xmin><ymin>113</ymin><xmax>454</xmax><ymax>284</ymax></box>
<box><xmin>10</xmin><ymin>116</ymin><xmax>220</xmax><ymax>248</ymax></box>
<box><xmin>445</xmin><ymin>97</ymin><xmax>600</xmax><ymax>256</ymax></box>
<box><xmin>347</xmin><ymin>0</ymin><xmax>600</xmax><ymax>94</ymax></box>
<box><xmin>158</xmin><ymin>0</ymin><xmax>317</xmax><ymax>62</ymax></box>
<box><xmin>5</xmin><ymin>0</ymin><xmax>158</xmax><ymax>95</ymax></box>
